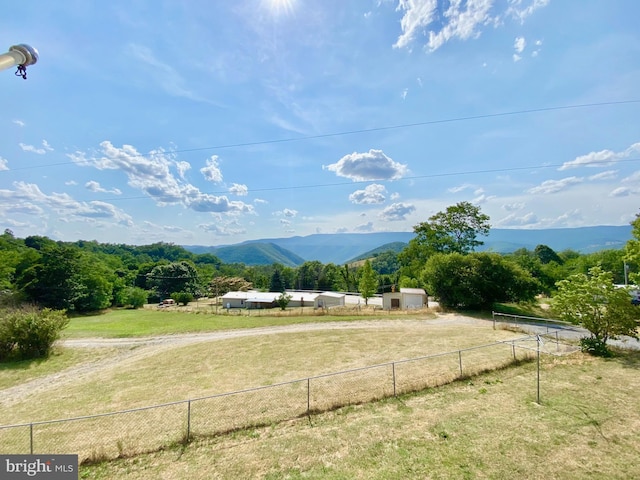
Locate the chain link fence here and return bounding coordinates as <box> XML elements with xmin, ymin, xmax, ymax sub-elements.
<box><xmin>0</xmin><ymin>334</ymin><xmax>578</xmax><ymax>463</ymax></box>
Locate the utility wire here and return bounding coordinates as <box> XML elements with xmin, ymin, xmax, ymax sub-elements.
<box><xmin>3</xmin><ymin>99</ymin><xmax>640</xmax><ymax>173</ymax></box>
<box><xmin>0</xmin><ymin>156</ymin><xmax>639</xmax><ymax>208</ymax></box>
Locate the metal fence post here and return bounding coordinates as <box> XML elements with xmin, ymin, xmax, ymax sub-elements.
<box><xmin>392</xmin><ymin>362</ymin><xmax>397</xmax><ymax>397</ymax></box>
<box><xmin>186</xmin><ymin>400</ymin><xmax>191</xmax><ymax>442</ymax></box>
<box><xmin>307</xmin><ymin>378</ymin><xmax>311</xmax><ymax>417</ymax></box>
<box><xmin>458</xmin><ymin>350</ymin><xmax>463</xmax><ymax>376</ymax></box>
<box><xmin>512</xmin><ymin>342</ymin><xmax>516</xmax><ymax>360</ymax></box>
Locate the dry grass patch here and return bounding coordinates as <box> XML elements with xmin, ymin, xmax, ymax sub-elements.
<box><xmin>80</xmin><ymin>350</ymin><xmax>640</xmax><ymax>479</ymax></box>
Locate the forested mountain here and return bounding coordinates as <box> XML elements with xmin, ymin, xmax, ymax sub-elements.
<box><xmin>187</xmin><ymin>242</ymin><xmax>305</xmax><ymax>267</ymax></box>
<box><xmin>187</xmin><ymin>226</ymin><xmax>632</xmax><ymax>265</ymax></box>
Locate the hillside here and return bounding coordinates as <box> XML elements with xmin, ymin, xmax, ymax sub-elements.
<box><xmin>185</xmin><ymin>242</ymin><xmax>305</xmax><ymax>267</ymax></box>
<box><xmin>185</xmin><ymin>226</ymin><xmax>632</xmax><ymax>265</ymax></box>
<box><xmin>348</xmin><ymin>242</ymin><xmax>408</xmax><ymax>263</ymax></box>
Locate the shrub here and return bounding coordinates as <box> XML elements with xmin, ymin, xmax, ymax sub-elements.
<box><xmin>171</xmin><ymin>292</ymin><xmax>194</xmax><ymax>306</ymax></box>
<box><xmin>579</xmin><ymin>337</ymin><xmax>612</xmax><ymax>357</ymax></box>
<box><xmin>0</xmin><ymin>307</ymin><xmax>69</xmax><ymax>361</ymax></box>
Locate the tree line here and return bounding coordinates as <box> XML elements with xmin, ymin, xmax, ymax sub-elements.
<box><xmin>1</xmin><ymin>201</ymin><xmax>639</xmax><ymax>358</ymax></box>
<box><xmin>0</xmin><ymin>203</ymin><xmax>637</xmax><ymax>312</ymax></box>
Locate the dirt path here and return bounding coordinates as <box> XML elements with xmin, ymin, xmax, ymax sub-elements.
<box><xmin>0</xmin><ymin>316</ymin><xmax>489</xmax><ymax>408</ymax></box>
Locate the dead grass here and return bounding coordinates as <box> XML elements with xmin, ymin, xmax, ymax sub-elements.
<box><xmin>80</xmin><ymin>350</ymin><xmax>640</xmax><ymax>479</ymax></box>
<box><xmin>0</xmin><ymin>319</ymin><xmax>532</xmax><ymax>462</ymax></box>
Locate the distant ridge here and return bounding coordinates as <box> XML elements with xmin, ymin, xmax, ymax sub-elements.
<box><xmin>184</xmin><ymin>226</ymin><xmax>632</xmax><ymax>265</ymax></box>
<box><xmin>185</xmin><ymin>242</ymin><xmax>305</xmax><ymax>267</ymax></box>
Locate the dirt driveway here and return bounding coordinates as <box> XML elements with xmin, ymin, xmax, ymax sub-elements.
<box><xmin>0</xmin><ymin>315</ymin><xmax>487</xmax><ymax>408</ymax></box>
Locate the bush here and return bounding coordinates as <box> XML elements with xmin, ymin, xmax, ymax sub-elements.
<box><xmin>171</xmin><ymin>292</ymin><xmax>194</xmax><ymax>306</ymax></box>
<box><xmin>0</xmin><ymin>307</ymin><xmax>69</xmax><ymax>361</ymax></box>
<box><xmin>579</xmin><ymin>336</ymin><xmax>612</xmax><ymax>357</ymax></box>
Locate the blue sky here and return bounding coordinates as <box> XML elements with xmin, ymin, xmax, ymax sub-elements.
<box><xmin>1</xmin><ymin>0</ymin><xmax>639</xmax><ymax>246</ymax></box>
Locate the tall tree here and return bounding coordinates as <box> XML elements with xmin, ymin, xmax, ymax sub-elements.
<box><xmin>147</xmin><ymin>261</ymin><xmax>199</xmax><ymax>299</ymax></box>
<box><xmin>358</xmin><ymin>260</ymin><xmax>378</xmax><ymax>306</ymax></box>
<box><xmin>399</xmin><ymin>201</ymin><xmax>490</xmax><ymax>282</ymax></box>
<box><xmin>411</xmin><ymin>201</ymin><xmax>490</xmax><ymax>255</ymax></box>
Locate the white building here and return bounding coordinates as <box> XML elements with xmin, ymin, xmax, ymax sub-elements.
<box><xmin>382</xmin><ymin>288</ymin><xmax>428</xmax><ymax>310</ymax></box>
<box><xmin>314</xmin><ymin>292</ymin><xmax>346</xmax><ymax>309</ymax></box>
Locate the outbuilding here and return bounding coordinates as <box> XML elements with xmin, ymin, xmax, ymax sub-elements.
<box><xmin>382</xmin><ymin>287</ymin><xmax>428</xmax><ymax>310</ymax></box>
<box><xmin>314</xmin><ymin>292</ymin><xmax>346</xmax><ymax>309</ymax></box>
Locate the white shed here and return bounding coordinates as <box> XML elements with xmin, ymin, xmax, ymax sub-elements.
<box><xmin>314</xmin><ymin>292</ymin><xmax>346</xmax><ymax>309</ymax></box>
<box><xmin>383</xmin><ymin>288</ymin><xmax>428</xmax><ymax>310</ymax></box>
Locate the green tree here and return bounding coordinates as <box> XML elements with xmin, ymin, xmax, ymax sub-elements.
<box><xmin>16</xmin><ymin>244</ymin><xmax>83</xmax><ymax>310</ymax></box>
<box><xmin>399</xmin><ymin>202</ymin><xmax>490</xmax><ymax>282</ymax></box>
<box><xmin>422</xmin><ymin>252</ymin><xmax>538</xmax><ymax>310</ymax></box>
<box><xmin>625</xmin><ymin>213</ymin><xmax>640</xmax><ymax>284</ymax></box>
<box><xmin>171</xmin><ymin>292</ymin><xmax>194</xmax><ymax>306</ymax></box>
<box><xmin>412</xmin><ymin>201</ymin><xmax>490</xmax><ymax>255</ymax></box>
<box><xmin>269</xmin><ymin>266</ymin><xmax>287</xmax><ymax>292</ymax></box>
<box><xmin>147</xmin><ymin>261</ymin><xmax>199</xmax><ymax>299</ymax></box>
<box><xmin>358</xmin><ymin>260</ymin><xmax>378</xmax><ymax>306</ymax></box>
<box><xmin>210</xmin><ymin>276</ymin><xmax>252</xmax><ymax>297</ymax></box>
<box><xmin>275</xmin><ymin>292</ymin><xmax>292</xmax><ymax>310</ymax></box>
<box><xmin>553</xmin><ymin>266</ymin><xmax>639</xmax><ymax>355</ymax></box>
<box><xmin>534</xmin><ymin>244</ymin><xmax>563</xmax><ymax>265</ymax></box>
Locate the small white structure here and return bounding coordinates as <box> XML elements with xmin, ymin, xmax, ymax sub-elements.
<box><xmin>383</xmin><ymin>288</ymin><xmax>428</xmax><ymax>310</ymax></box>
<box><xmin>314</xmin><ymin>292</ymin><xmax>346</xmax><ymax>309</ymax></box>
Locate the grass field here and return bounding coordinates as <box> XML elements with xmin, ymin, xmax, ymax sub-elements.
<box><xmin>64</xmin><ymin>305</ymin><xmax>430</xmax><ymax>338</ymax></box>
<box><xmin>4</xmin><ymin>308</ymin><xmax>636</xmax><ymax>478</ymax></box>
<box><xmin>79</xmin><ymin>349</ymin><xmax>640</xmax><ymax>480</ymax></box>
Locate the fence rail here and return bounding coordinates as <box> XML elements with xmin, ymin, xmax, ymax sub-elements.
<box><xmin>0</xmin><ymin>334</ymin><xmax>577</xmax><ymax>463</ymax></box>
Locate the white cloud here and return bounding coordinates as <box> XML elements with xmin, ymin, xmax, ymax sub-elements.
<box><xmin>229</xmin><ymin>183</ymin><xmax>249</xmax><ymax>196</ymax></box>
<box><xmin>324</xmin><ymin>149</ymin><xmax>408</xmax><ymax>181</ymax></box>
<box><xmin>393</xmin><ymin>0</ymin><xmax>549</xmax><ymax>52</ymax></box>
<box><xmin>85</xmin><ymin>181</ymin><xmax>122</xmax><ymax>195</ymax></box>
<box><xmin>0</xmin><ymin>181</ymin><xmax>133</xmax><ymax>226</ymax></box>
<box><xmin>502</xmin><ymin>202</ymin><xmax>525</xmax><ymax>211</ymax></box>
<box><xmin>19</xmin><ymin>143</ymin><xmax>46</xmax><ymax>155</ymax></box>
<box><xmin>65</xmin><ymin>180</ymin><xmax>78</xmax><ymax>186</ymax></box>
<box><xmin>401</xmin><ymin>88</ymin><xmax>408</xmax><ymax>100</ymax></box>
<box><xmin>507</xmin><ymin>0</ymin><xmax>550</xmax><ymax>23</ymax></box>
<box><xmin>379</xmin><ymin>202</ymin><xmax>416</xmax><ymax>221</ymax></box>
<box><xmin>495</xmin><ymin>212</ymin><xmax>538</xmax><ymax>227</ymax></box>
<box><xmin>559</xmin><ymin>142</ymin><xmax>640</xmax><ymax>170</ymax></box>
<box><xmin>354</xmin><ymin>221</ymin><xmax>375</xmax><ymax>232</ymax></box>
<box><xmin>512</xmin><ymin>54</ymin><xmax>522</xmax><ymax>62</ymax></box>
<box><xmin>514</xmin><ymin>36</ymin><xmax>526</xmax><ymax>53</ymax></box>
<box><xmin>588</xmin><ymin>170</ymin><xmax>617</xmax><ymax>181</ymax></box>
<box><xmin>42</xmin><ymin>140</ymin><xmax>54</xmax><ymax>152</ymax></box>
<box><xmin>200</xmin><ymin>155</ymin><xmax>223</xmax><ymax>182</ymax></box>
<box><xmin>528</xmin><ymin>176</ymin><xmax>583</xmax><ymax>194</ymax></box>
<box><xmin>12</xmin><ymin>120</ymin><xmax>25</xmax><ymax>127</ymax></box>
<box><xmin>68</xmin><ymin>142</ymin><xmax>254</xmax><ymax>215</ymax></box>
<box><xmin>448</xmin><ymin>183</ymin><xmax>472</xmax><ymax>193</ymax></box>
<box><xmin>199</xmin><ymin>221</ymin><xmax>246</xmax><ymax>236</ymax></box>
<box><xmin>349</xmin><ymin>184</ymin><xmax>387</xmax><ymax>205</ymax></box>
<box><xmin>0</xmin><ymin>157</ymin><xmax>8</xmax><ymax>171</ymax></box>
<box><xmin>609</xmin><ymin>187</ymin><xmax>633</xmax><ymax>197</ymax></box>
<box><xmin>176</xmin><ymin>161</ymin><xmax>191</xmax><ymax>179</ymax></box>
<box><xmin>282</xmin><ymin>208</ymin><xmax>298</xmax><ymax>217</ymax></box>
<box><xmin>393</xmin><ymin>0</ymin><xmax>438</xmax><ymax>50</ymax></box>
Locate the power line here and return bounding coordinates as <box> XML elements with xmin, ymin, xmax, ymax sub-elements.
<box><xmin>3</xmin><ymin>99</ymin><xmax>640</xmax><ymax>173</ymax></box>
<box><xmin>0</xmin><ymin>157</ymin><xmax>639</xmax><ymax>208</ymax></box>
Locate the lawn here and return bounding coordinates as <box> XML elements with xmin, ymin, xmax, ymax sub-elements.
<box><xmin>64</xmin><ymin>306</ymin><xmax>430</xmax><ymax>338</ymax></box>
<box><xmin>80</xmin><ymin>349</ymin><xmax>640</xmax><ymax>480</ymax></box>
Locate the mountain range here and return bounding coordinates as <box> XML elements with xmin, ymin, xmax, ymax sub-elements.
<box><xmin>184</xmin><ymin>225</ymin><xmax>633</xmax><ymax>266</ymax></box>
